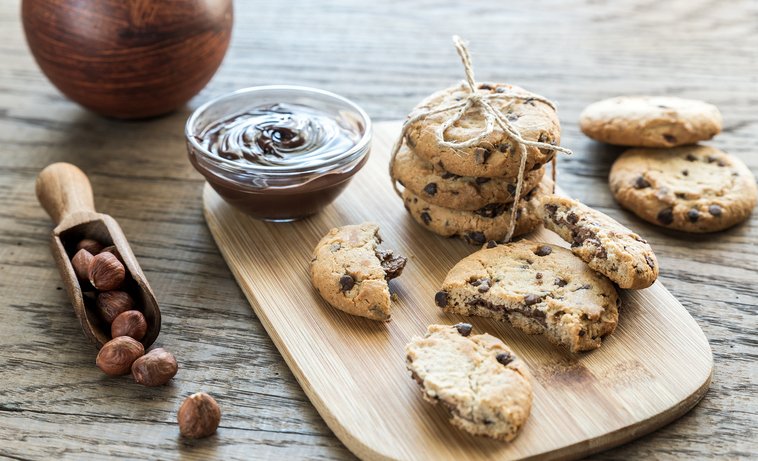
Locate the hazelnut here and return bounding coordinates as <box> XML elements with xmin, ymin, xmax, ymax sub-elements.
<box><xmin>101</xmin><ymin>245</ymin><xmax>124</xmax><ymax>263</ymax></box>
<box><xmin>97</xmin><ymin>291</ymin><xmax>135</xmax><ymax>323</ymax></box>
<box><xmin>89</xmin><ymin>252</ymin><xmax>125</xmax><ymax>290</ymax></box>
<box><xmin>178</xmin><ymin>392</ymin><xmax>221</xmax><ymax>438</ymax></box>
<box><xmin>96</xmin><ymin>336</ymin><xmax>144</xmax><ymax>376</ymax></box>
<box><xmin>71</xmin><ymin>249</ymin><xmax>94</xmax><ymax>281</ymax></box>
<box><xmin>76</xmin><ymin>238</ymin><xmax>103</xmax><ymax>255</ymax></box>
<box><xmin>132</xmin><ymin>348</ymin><xmax>178</xmax><ymax>386</ymax></box>
<box><xmin>111</xmin><ymin>310</ymin><xmax>147</xmax><ymax>340</ymax></box>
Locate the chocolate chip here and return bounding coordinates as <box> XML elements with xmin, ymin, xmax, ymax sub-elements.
<box><xmin>440</xmin><ymin>171</ymin><xmax>459</xmax><ymax>180</ymax></box>
<box><xmin>578</xmin><ymin>329</ymin><xmax>586</xmax><ymax>337</ymax></box>
<box><xmin>496</xmin><ymin>352</ymin><xmax>514</xmax><ymax>366</ymax></box>
<box><xmin>634</xmin><ymin>176</ymin><xmax>651</xmax><ymax>189</ymax></box>
<box><xmin>663</xmin><ymin>134</ymin><xmax>677</xmax><ymax>144</ymax></box>
<box><xmin>470</xmin><ymin>279</ymin><xmax>481</xmax><ymax>287</ymax></box>
<box><xmin>474</xmin><ymin>147</ymin><xmax>491</xmax><ymax>164</ymax></box>
<box><xmin>709</xmin><ymin>204</ymin><xmax>723</xmax><ymax>217</ymax></box>
<box><xmin>657</xmin><ymin>208</ymin><xmax>674</xmax><ymax>225</ymax></box>
<box><xmin>687</xmin><ymin>208</ymin><xmax>700</xmax><ymax>222</ymax></box>
<box><xmin>435</xmin><ymin>291</ymin><xmax>448</xmax><ymax>308</ymax></box>
<box><xmin>567</xmin><ymin>212</ymin><xmax>579</xmax><ymax>224</ymax></box>
<box><xmin>455</xmin><ymin>323</ymin><xmax>473</xmax><ymax>336</ymax></box>
<box><xmin>645</xmin><ymin>255</ymin><xmax>656</xmax><ymax>269</ymax></box>
<box><xmin>466</xmin><ymin>231</ymin><xmax>486</xmax><ymax>245</ymax></box>
<box><xmin>507</xmin><ymin>184</ymin><xmax>516</xmax><ymax>195</ymax></box>
<box><xmin>545</xmin><ymin>204</ymin><xmax>558</xmax><ymax>215</ymax></box>
<box><xmin>595</xmin><ymin>246</ymin><xmax>608</xmax><ymax>259</ymax></box>
<box><xmin>534</xmin><ymin>245</ymin><xmax>552</xmax><ymax>256</ymax></box>
<box><xmin>577</xmin><ymin>284</ymin><xmax>591</xmax><ymax>290</ymax></box>
<box><xmin>685</xmin><ymin>154</ymin><xmax>697</xmax><ymax>162</ymax></box>
<box><xmin>420</xmin><ymin>211</ymin><xmax>432</xmax><ymax>225</ymax></box>
<box><xmin>475</xmin><ymin>177</ymin><xmax>491</xmax><ymax>185</ymax></box>
<box><xmin>681</xmin><ymin>169</ymin><xmax>689</xmax><ymax>176</ymax></box>
<box><xmin>536</xmin><ymin>272</ymin><xmax>543</xmax><ymax>280</ymax></box>
<box><xmin>423</xmin><ymin>183</ymin><xmax>437</xmax><ymax>196</ymax></box>
<box><xmin>329</xmin><ymin>243</ymin><xmax>341</xmax><ymax>252</ymax></box>
<box><xmin>555</xmin><ymin>278</ymin><xmax>568</xmax><ymax>287</ymax></box>
<box><xmin>478</xmin><ymin>283</ymin><xmax>490</xmax><ymax>293</ymax></box>
<box><xmin>498</xmin><ymin>143</ymin><xmax>509</xmax><ymax>152</ymax></box>
<box><xmin>717</xmin><ymin>161</ymin><xmax>726</xmax><ymax>167</ymax></box>
<box><xmin>706</xmin><ymin>155</ymin><xmax>718</xmax><ymax>163</ymax></box>
<box><xmin>478</xmin><ymin>83</ymin><xmax>494</xmax><ymax>90</ymax></box>
<box><xmin>475</xmin><ymin>203</ymin><xmax>507</xmax><ymax>218</ymax></box>
<box><xmin>339</xmin><ymin>275</ymin><xmax>355</xmax><ymax>291</ymax></box>
<box><xmin>486</xmin><ymin>240</ymin><xmax>498</xmax><ymax>248</ymax></box>
<box><xmin>523</xmin><ymin>294</ymin><xmax>542</xmax><ymax>305</ymax></box>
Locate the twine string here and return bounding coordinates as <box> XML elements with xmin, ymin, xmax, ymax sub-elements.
<box><xmin>389</xmin><ymin>35</ymin><xmax>572</xmax><ymax>242</ymax></box>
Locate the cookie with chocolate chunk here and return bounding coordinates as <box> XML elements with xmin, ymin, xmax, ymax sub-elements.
<box><xmin>538</xmin><ymin>195</ymin><xmax>659</xmax><ymax>289</ymax></box>
<box><xmin>405</xmin><ymin>82</ymin><xmax>561</xmax><ymax>178</ymax></box>
<box><xmin>310</xmin><ymin>223</ymin><xmax>407</xmax><ymax>321</ymax></box>
<box><xmin>580</xmin><ymin>96</ymin><xmax>722</xmax><ymax>147</ymax></box>
<box><xmin>405</xmin><ymin>323</ymin><xmax>533</xmax><ymax>441</ymax></box>
<box><xmin>609</xmin><ymin>146</ymin><xmax>757</xmax><ymax>233</ymax></box>
<box><xmin>402</xmin><ymin>179</ymin><xmax>549</xmax><ymax>244</ymax></box>
<box><xmin>435</xmin><ymin>240</ymin><xmax>619</xmax><ymax>353</ymax></box>
<box><xmin>391</xmin><ymin>144</ymin><xmax>545</xmax><ymax>211</ymax></box>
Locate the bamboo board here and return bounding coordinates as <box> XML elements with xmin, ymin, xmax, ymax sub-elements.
<box><xmin>203</xmin><ymin>121</ymin><xmax>713</xmax><ymax>460</ymax></box>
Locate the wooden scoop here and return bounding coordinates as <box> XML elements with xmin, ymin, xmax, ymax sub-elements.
<box><xmin>36</xmin><ymin>162</ymin><xmax>161</xmax><ymax>349</ymax></box>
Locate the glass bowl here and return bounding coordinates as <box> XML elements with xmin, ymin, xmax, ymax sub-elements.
<box><xmin>186</xmin><ymin>85</ymin><xmax>371</xmax><ymax>221</ymax></box>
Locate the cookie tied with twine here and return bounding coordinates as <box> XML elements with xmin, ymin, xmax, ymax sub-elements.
<box><xmin>390</xmin><ymin>35</ymin><xmax>572</xmax><ymax>242</ymax></box>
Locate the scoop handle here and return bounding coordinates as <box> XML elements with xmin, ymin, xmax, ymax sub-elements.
<box><xmin>36</xmin><ymin>163</ymin><xmax>96</xmax><ymax>225</ymax></box>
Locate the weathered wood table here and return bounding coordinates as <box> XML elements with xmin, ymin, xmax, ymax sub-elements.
<box><xmin>1</xmin><ymin>0</ymin><xmax>755</xmax><ymax>459</ymax></box>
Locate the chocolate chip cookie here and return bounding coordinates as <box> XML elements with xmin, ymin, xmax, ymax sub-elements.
<box><xmin>435</xmin><ymin>240</ymin><xmax>619</xmax><ymax>353</ymax></box>
<box><xmin>610</xmin><ymin>146</ymin><xmax>757</xmax><ymax>233</ymax></box>
<box><xmin>538</xmin><ymin>195</ymin><xmax>659</xmax><ymax>289</ymax></box>
<box><xmin>402</xmin><ymin>179</ymin><xmax>549</xmax><ymax>244</ymax></box>
<box><xmin>580</xmin><ymin>96</ymin><xmax>722</xmax><ymax>147</ymax></box>
<box><xmin>405</xmin><ymin>323</ymin><xmax>532</xmax><ymax>441</ymax></box>
<box><xmin>391</xmin><ymin>144</ymin><xmax>545</xmax><ymax>211</ymax></box>
<box><xmin>405</xmin><ymin>82</ymin><xmax>561</xmax><ymax>178</ymax></box>
<box><xmin>310</xmin><ymin>223</ymin><xmax>407</xmax><ymax>321</ymax></box>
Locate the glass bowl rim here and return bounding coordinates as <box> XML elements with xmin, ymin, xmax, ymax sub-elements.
<box><xmin>185</xmin><ymin>85</ymin><xmax>372</xmax><ymax>176</ymax></box>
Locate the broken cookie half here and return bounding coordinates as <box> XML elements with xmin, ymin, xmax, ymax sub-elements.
<box><xmin>537</xmin><ymin>194</ymin><xmax>659</xmax><ymax>289</ymax></box>
<box><xmin>310</xmin><ymin>223</ymin><xmax>407</xmax><ymax>321</ymax></box>
<box><xmin>405</xmin><ymin>323</ymin><xmax>533</xmax><ymax>441</ymax></box>
<box><xmin>435</xmin><ymin>240</ymin><xmax>619</xmax><ymax>353</ymax></box>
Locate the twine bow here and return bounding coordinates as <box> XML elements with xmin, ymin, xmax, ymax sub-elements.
<box><xmin>390</xmin><ymin>35</ymin><xmax>573</xmax><ymax>242</ymax></box>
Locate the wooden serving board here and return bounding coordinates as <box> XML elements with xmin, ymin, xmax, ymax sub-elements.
<box><xmin>203</xmin><ymin>122</ymin><xmax>713</xmax><ymax>460</ymax></box>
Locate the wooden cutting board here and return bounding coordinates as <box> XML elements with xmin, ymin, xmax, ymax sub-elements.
<box><xmin>202</xmin><ymin>121</ymin><xmax>713</xmax><ymax>461</ymax></box>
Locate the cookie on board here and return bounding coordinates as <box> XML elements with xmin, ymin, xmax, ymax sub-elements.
<box><xmin>537</xmin><ymin>195</ymin><xmax>659</xmax><ymax>289</ymax></box>
<box><xmin>391</xmin><ymin>143</ymin><xmax>545</xmax><ymax>211</ymax></box>
<box><xmin>405</xmin><ymin>323</ymin><xmax>533</xmax><ymax>441</ymax></box>
<box><xmin>435</xmin><ymin>240</ymin><xmax>619</xmax><ymax>353</ymax></box>
<box><xmin>310</xmin><ymin>223</ymin><xmax>407</xmax><ymax>321</ymax></box>
<box><xmin>405</xmin><ymin>82</ymin><xmax>561</xmax><ymax>178</ymax></box>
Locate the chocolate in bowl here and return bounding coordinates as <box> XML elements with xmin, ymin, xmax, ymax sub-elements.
<box><xmin>186</xmin><ymin>86</ymin><xmax>372</xmax><ymax>221</ymax></box>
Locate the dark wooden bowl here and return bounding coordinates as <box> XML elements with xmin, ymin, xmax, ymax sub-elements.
<box><xmin>21</xmin><ymin>0</ymin><xmax>233</xmax><ymax>119</ymax></box>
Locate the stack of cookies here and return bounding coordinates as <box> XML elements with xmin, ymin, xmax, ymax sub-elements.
<box><xmin>391</xmin><ymin>81</ymin><xmax>563</xmax><ymax>244</ymax></box>
<box><xmin>580</xmin><ymin>96</ymin><xmax>757</xmax><ymax>232</ymax></box>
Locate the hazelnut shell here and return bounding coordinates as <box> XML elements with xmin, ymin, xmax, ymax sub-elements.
<box><xmin>97</xmin><ymin>291</ymin><xmax>135</xmax><ymax>324</ymax></box>
<box><xmin>89</xmin><ymin>252</ymin><xmax>125</xmax><ymax>291</ymax></box>
<box><xmin>71</xmin><ymin>249</ymin><xmax>94</xmax><ymax>281</ymax></box>
<box><xmin>111</xmin><ymin>310</ymin><xmax>147</xmax><ymax>340</ymax></box>
<box><xmin>177</xmin><ymin>392</ymin><xmax>221</xmax><ymax>438</ymax></box>
<box><xmin>96</xmin><ymin>336</ymin><xmax>145</xmax><ymax>376</ymax></box>
<box><xmin>132</xmin><ymin>348</ymin><xmax>178</xmax><ymax>386</ymax></box>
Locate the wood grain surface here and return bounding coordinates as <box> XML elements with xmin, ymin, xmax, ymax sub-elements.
<box><xmin>203</xmin><ymin>121</ymin><xmax>713</xmax><ymax>460</ymax></box>
<box><xmin>0</xmin><ymin>0</ymin><xmax>756</xmax><ymax>459</ymax></box>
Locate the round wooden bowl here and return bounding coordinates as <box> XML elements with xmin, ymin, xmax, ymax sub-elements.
<box><xmin>21</xmin><ymin>0</ymin><xmax>233</xmax><ymax>119</ymax></box>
